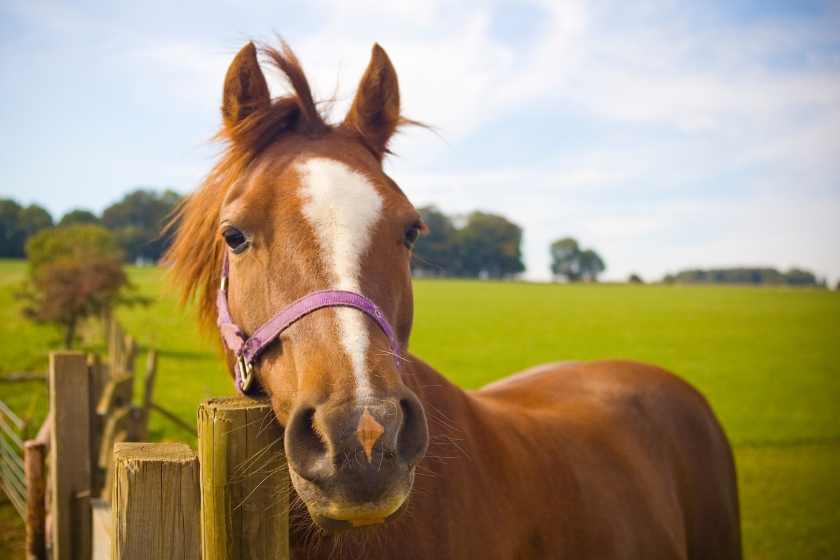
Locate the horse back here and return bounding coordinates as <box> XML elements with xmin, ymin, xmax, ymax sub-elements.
<box><xmin>473</xmin><ymin>360</ymin><xmax>742</xmax><ymax>560</ymax></box>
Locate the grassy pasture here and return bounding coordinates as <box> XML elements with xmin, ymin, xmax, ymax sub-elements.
<box><xmin>0</xmin><ymin>259</ymin><xmax>838</xmax><ymax>559</ymax></box>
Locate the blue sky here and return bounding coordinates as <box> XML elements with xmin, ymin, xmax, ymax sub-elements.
<box><xmin>1</xmin><ymin>0</ymin><xmax>838</xmax><ymax>283</ymax></box>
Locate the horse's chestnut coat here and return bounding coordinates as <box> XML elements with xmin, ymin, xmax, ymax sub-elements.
<box><xmin>165</xmin><ymin>40</ymin><xmax>742</xmax><ymax>559</ymax></box>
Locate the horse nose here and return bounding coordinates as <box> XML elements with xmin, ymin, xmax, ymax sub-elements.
<box><xmin>285</xmin><ymin>391</ymin><xmax>428</xmax><ymax>482</ymax></box>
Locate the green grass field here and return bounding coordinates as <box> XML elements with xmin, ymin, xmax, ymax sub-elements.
<box><xmin>1</xmin><ymin>259</ymin><xmax>838</xmax><ymax>559</ymax></box>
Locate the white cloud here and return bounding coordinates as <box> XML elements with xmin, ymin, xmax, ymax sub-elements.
<box><xmin>583</xmin><ymin>216</ymin><xmax>669</xmax><ymax>237</ymax></box>
<box><xmin>2</xmin><ymin>0</ymin><xmax>838</xmax><ymax>285</ymax></box>
<box><xmin>2</xmin><ymin>0</ymin><xmax>90</xmax><ymax>32</ymax></box>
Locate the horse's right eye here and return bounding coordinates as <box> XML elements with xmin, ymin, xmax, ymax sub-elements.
<box><xmin>223</xmin><ymin>228</ymin><xmax>248</xmax><ymax>254</ymax></box>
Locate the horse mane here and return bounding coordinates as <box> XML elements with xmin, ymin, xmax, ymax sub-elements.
<box><xmin>163</xmin><ymin>41</ymin><xmax>330</xmax><ymax>334</ymax></box>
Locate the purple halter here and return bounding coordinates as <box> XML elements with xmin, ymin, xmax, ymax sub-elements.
<box><xmin>216</xmin><ymin>254</ymin><xmax>402</xmax><ymax>394</ymax></box>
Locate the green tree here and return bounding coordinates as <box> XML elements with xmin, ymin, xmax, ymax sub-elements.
<box><xmin>550</xmin><ymin>238</ymin><xmax>582</xmax><ymax>281</ymax></box>
<box><xmin>412</xmin><ymin>206</ymin><xmax>461</xmax><ymax>276</ymax></box>
<box><xmin>101</xmin><ymin>189</ymin><xmax>181</xmax><ymax>262</ymax></box>
<box><xmin>580</xmin><ymin>249</ymin><xmax>606</xmax><ymax>280</ymax></box>
<box><xmin>0</xmin><ymin>199</ymin><xmax>26</xmax><ymax>257</ymax></box>
<box><xmin>784</xmin><ymin>268</ymin><xmax>817</xmax><ymax>285</ymax></box>
<box><xmin>17</xmin><ymin>224</ymin><xmax>136</xmax><ymax>348</ymax></box>
<box><xmin>0</xmin><ymin>199</ymin><xmax>53</xmax><ymax>257</ymax></box>
<box><xmin>58</xmin><ymin>209</ymin><xmax>100</xmax><ymax>228</ymax></box>
<box><xmin>550</xmin><ymin>237</ymin><xmax>606</xmax><ymax>281</ymax></box>
<box><xmin>19</xmin><ymin>204</ymin><xmax>54</xmax><ymax>236</ymax></box>
<box><xmin>458</xmin><ymin>212</ymin><xmax>524</xmax><ymax>278</ymax></box>
<box><xmin>669</xmin><ymin>268</ymin><xmax>818</xmax><ymax>286</ymax></box>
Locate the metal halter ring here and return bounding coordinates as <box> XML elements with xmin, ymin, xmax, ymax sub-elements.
<box><xmin>237</xmin><ymin>355</ymin><xmax>255</xmax><ymax>392</ymax></box>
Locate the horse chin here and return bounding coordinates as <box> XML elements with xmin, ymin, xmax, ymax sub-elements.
<box><xmin>308</xmin><ymin>497</ymin><xmax>410</xmax><ymax>532</ymax></box>
<box><xmin>290</xmin><ymin>466</ymin><xmax>414</xmax><ymax>533</ymax></box>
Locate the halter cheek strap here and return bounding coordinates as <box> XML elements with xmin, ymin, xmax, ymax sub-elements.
<box><xmin>216</xmin><ymin>254</ymin><xmax>402</xmax><ymax>394</ymax></box>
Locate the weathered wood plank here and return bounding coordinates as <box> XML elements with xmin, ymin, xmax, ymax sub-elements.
<box><xmin>96</xmin><ymin>374</ymin><xmax>134</xmax><ymax>419</ymax></box>
<box><xmin>98</xmin><ymin>407</ymin><xmax>133</xmax><ymax>470</ymax></box>
<box><xmin>198</xmin><ymin>397</ymin><xmax>288</xmax><ymax>560</ymax></box>
<box><xmin>134</xmin><ymin>350</ymin><xmax>157</xmax><ymax>442</ymax></box>
<box><xmin>89</xmin><ymin>354</ymin><xmax>105</xmax><ymax>501</ymax></box>
<box><xmin>91</xmin><ymin>498</ymin><xmax>111</xmax><ymax>560</ymax></box>
<box><xmin>24</xmin><ymin>440</ymin><xmax>47</xmax><ymax>560</ymax></box>
<box><xmin>111</xmin><ymin>442</ymin><xmax>199</xmax><ymax>560</ymax></box>
<box><xmin>50</xmin><ymin>351</ymin><xmax>92</xmax><ymax>560</ymax></box>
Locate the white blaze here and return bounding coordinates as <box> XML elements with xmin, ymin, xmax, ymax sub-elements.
<box><xmin>297</xmin><ymin>157</ymin><xmax>384</xmax><ymax>397</ymax></box>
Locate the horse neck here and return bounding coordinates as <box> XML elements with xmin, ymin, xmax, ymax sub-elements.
<box><xmin>401</xmin><ymin>353</ymin><xmax>478</xmax><ymax>444</ymax></box>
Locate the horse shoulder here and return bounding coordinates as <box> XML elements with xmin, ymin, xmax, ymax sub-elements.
<box><xmin>476</xmin><ymin>360</ymin><xmax>719</xmax><ymax>433</ymax></box>
<box><xmin>472</xmin><ymin>360</ymin><xmax>741</xmax><ymax>560</ymax></box>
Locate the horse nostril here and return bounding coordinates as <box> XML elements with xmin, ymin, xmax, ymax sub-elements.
<box><xmin>397</xmin><ymin>396</ymin><xmax>429</xmax><ymax>466</ymax></box>
<box><xmin>286</xmin><ymin>406</ymin><xmax>330</xmax><ymax>480</ymax></box>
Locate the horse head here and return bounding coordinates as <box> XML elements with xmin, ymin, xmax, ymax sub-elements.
<box><xmin>167</xmin><ymin>41</ymin><xmax>429</xmax><ymax>532</ymax></box>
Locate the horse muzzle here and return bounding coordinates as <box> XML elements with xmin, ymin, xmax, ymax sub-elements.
<box><xmin>284</xmin><ymin>392</ymin><xmax>428</xmax><ymax>531</ymax></box>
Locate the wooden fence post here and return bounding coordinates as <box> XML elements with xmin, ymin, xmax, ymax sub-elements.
<box><xmin>88</xmin><ymin>355</ymin><xmax>104</xmax><ymax>501</ymax></box>
<box><xmin>96</xmin><ymin>372</ymin><xmax>135</xmax><ymax>500</ymax></box>
<box><xmin>111</xmin><ymin>442</ymin><xmax>200</xmax><ymax>560</ymax></box>
<box><xmin>135</xmin><ymin>350</ymin><xmax>157</xmax><ymax>442</ymax></box>
<box><xmin>24</xmin><ymin>440</ymin><xmax>47</xmax><ymax>560</ymax></box>
<box><xmin>49</xmin><ymin>351</ymin><xmax>92</xmax><ymax>560</ymax></box>
<box><xmin>90</xmin><ymin>498</ymin><xmax>111</xmax><ymax>560</ymax></box>
<box><xmin>198</xmin><ymin>397</ymin><xmax>288</xmax><ymax>560</ymax></box>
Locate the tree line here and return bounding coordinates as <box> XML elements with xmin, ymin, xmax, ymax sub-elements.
<box><xmin>411</xmin><ymin>207</ymin><xmax>526</xmax><ymax>278</ymax></box>
<box><xmin>663</xmin><ymin>268</ymin><xmax>821</xmax><ymax>286</ymax></box>
<box><xmin>5</xmin><ymin>193</ymin><xmax>829</xmax><ymax>288</ymax></box>
<box><xmin>411</xmin><ymin>207</ymin><xmax>608</xmax><ymax>282</ymax></box>
<box><xmin>0</xmin><ymin>189</ymin><xmax>181</xmax><ymax>262</ymax></box>
<box><xmin>3</xmin><ymin>195</ymin><xmax>584</xmax><ymax>281</ymax></box>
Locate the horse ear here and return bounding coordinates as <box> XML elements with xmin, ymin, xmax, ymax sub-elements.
<box><xmin>343</xmin><ymin>44</ymin><xmax>401</xmax><ymax>161</ymax></box>
<box><xmin>222</xmin><ymin>42</ymin><xmax>270</xmax><ymax>132</ymax></box>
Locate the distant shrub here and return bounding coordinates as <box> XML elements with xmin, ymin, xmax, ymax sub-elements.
<box><xmin>101</xmin><ymin>189</ymin><xmax>182</xmax><ymax>263</ymax></box>
<box><xmin>58</xmin><ymin>209</ymin><xmax>100</xmax><ymax>228</ymax></box>
<box><xmin>550</xmin><ymin>238</ymin><xmax>606</xmax><ymax>282</ymax></box>
<box><xmin>666</xmin><ymin>267</ymin><xmax>818</xmax><ymax>286</ymax></box>
<box><xmin>0</xmin><ymin>199</ymin><xmax>53</xmax><ymax>258</ymax></box>
<box><xmin>412</xmin><ymin>207</ymin><xmax>525</xmax><ymax>279</ymax></box>
<box><xmin>17</xmin><ymin>225</ymin><xmax>143</xmax><ymax>348</ymax></box>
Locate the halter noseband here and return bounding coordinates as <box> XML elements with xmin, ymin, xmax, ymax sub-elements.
<box><xmin>216</xmin><ymin>254</ymin><xmax>402</xmax><ymax>394</ymax></box>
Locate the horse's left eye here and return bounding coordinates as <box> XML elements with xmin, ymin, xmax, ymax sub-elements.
<box><xmin>404</xmin><ymin>224</ymin><xmax>421</xmax><ymax>249</ymax></box>
<box><xmin>223</xmin><ymin>228</ymin><xmax>248</xmax><ymax>254</ymax></box>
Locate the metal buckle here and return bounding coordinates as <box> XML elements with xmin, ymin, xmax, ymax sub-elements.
<box><xmin>221</xmin><ymin>277</ymin><xmax>228</xmax><ymax>292</ymax></box>
<box><xmin>237</xmin><ymin>355</ymin><xmax>254</xmax><ymax>392</ymax></box>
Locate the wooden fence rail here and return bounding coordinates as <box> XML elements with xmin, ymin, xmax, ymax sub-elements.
<box><xmin>7</xmin><ymin>329</ymin><xmax>289</xmax><ymax>558</ymax></box>
<box><xmin>0</xmin><ymin>397</ymin><xmax>28</xmax><ymax>518</ymax></box>
<box><xmin>198</xmin><ymin>397</ymin><xmax>289</xmax><ymax>560</ymax></box>
<box><xmin>50</xmin><ymin>351</ymin><xmax>92</xmax><ymax>560</ymax></box>
<box><xmin>111</xmin><ymin>443</ymin><xmax>200</xmax><ymax>559</ymax></box>
<box><xmin>88</xmin><ymin>397</ymin><xmax>289</xmax><ymax>559</ymax></box>
<box><xmin>24</xmin><ymin>424</ymin><xmax>49</xmax><ymax>560</ymax></box>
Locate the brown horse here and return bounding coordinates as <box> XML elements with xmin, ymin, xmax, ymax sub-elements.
<box><xmin>166</xmin><ymin>41</ymin><xmax>741</xmax><ymax>559</ymax></box>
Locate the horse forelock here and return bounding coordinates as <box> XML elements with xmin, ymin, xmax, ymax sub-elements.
<box><xmin>163</xmin><ymin>42</ymin><xmax>331</xmax><ymax>334</ymax></box>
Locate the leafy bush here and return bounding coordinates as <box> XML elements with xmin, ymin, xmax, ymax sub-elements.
<box><xmin>0</xmin><ymin>199</ymin><xmax>53</xmax><ymax>258</ymax></box>
<box><xmin>412</xmin><ymin>207</ymin><xmax>524</xmax><ymax>278</ymax></box>
<box><xmin>17</xmin><ymin>224</ymin><xmax>143</xmax><ymax>348</ymax></box>
<box><xmin>550</xmin><ymin>237</ymin><xmax>606</xmax><ymax>282</ymax></box>
<box><xmin>670</xmin><ymin>268</ymin><xmax>819</xmax><ymax>286</ymax></box>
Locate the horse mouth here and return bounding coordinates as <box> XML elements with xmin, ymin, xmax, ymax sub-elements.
<box><xmin>309</xmin><ymin>497</ymin><xmax>410</xmax><ymax>532</ymax></box>
<box><xmin>290</xmin><ymin>465</ymin><xmax>414</xmax><ymax>532</ymax></box>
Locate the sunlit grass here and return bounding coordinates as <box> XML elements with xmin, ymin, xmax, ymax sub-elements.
<box><xmin>0</xmin><ymin>259</ymin><xmax>837</xmax><ymax>558</ymax></box>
